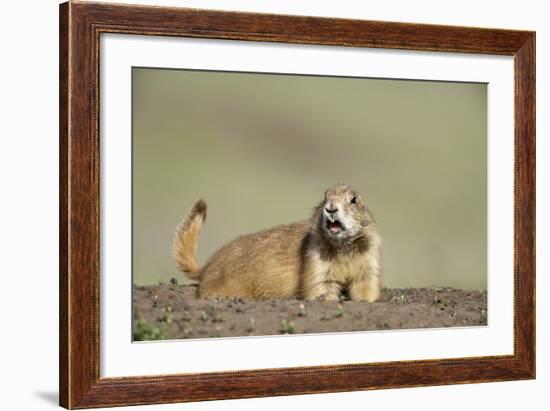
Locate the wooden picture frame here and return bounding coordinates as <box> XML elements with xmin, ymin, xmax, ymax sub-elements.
<box><xmin>59</xmin><ymin>1</ymin><xmax>535</xmax><ymax>408</ymax></box>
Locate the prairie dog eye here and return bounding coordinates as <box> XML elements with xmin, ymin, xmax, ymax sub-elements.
<box><xmin>350</xmin><ymin>196</ymin><xmax>357</xmax><ymax>204</ymax></box>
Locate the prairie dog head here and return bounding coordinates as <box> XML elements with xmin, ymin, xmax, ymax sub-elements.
<box><xmin>317</xmin><ymin>184</ymin><xmax>374</xmax><ymax>242</ymax></box>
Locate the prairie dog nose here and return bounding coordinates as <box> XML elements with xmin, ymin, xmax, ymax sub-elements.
<box><xmin>325</xmin><ymin>205</ymin><xmax>338</xmax><ymax>214</ymax></box>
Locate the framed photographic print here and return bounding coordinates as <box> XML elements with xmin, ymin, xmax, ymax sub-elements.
<box><xmin>59</xmin><ymin>1</ymin><xmax>535</xmax><ymax>408</ymax></box>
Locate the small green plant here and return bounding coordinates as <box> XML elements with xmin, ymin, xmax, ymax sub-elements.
<box><xmin>133</xmin><ymin>318</ymin><xmax>168</xmax><ymax>341</ymax></box>
<box><xmin>334</xmin><ymin>304</ymin><xmax>344</xmax><ymax>318</ymax></box>
<box><xmin>157</xmin><ymin>313</ymin><xmax>173</xmax><ymax>324</ymax></box>
<box><xmin>200</xmin><ymin>310</ymin><xmax>209</xmax><ymax>322</ymax></box>
<box><xmin>390</xmin><ymin>294</ymin><xmax>407</xmax><ymax>305</ymax></box>
<box><xmin>213</xmin><ymin>313</ymin><xmax>224</xmax><ymax>323</ymax></box>
<box><xmin>297</xmin><ymin>303</ymin><xmax>307</xmax><ymax>317</ymax></box>
<box><xmin>182</xmin><ymin>310</ymin><xmax>191</xmax><ymax>321</ymax></box>
<box><xmin>479</xmin><ymin>309</ymin><xmax>488</xmax><ymax>324</ymax></box>
<box><xmin>246</xmin><ymin>317</ymin><xmax>256</xmax><ymax>333</ymax></box>
<box><xmin>152</xmin><ymin>294</ymin><xmax>159</xmax><ymax>307</ymax></box>
<box><xmin>280</xmin><ymin>319</ymin><xmax>296</xmax><ymax>334</ymax></box>
<box><xmin>209</xmin><ymin>325</ymin><xmax>223</xmax><ymax>338</ymax></box>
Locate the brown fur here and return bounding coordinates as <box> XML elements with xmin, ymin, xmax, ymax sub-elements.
<box><xmin>172</xmin><ymin>185</ymin><xmax>381</xmax><ymax>302</ymax></box>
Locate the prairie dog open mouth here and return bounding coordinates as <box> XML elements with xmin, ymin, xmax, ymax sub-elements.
<box><xmin>326</xmin><ymin>219</ymin><xmax>345</xmax><ymax>234</ymax></box>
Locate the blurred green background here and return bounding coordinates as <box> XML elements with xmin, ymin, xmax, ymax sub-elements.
<box><xmin>132</xmin><ymin>68</ymin><xmax>487</xmax><ymax>290</ymax></box>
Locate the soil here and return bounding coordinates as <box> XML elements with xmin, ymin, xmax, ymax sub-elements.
<box><xmin>132</xmin><ymin>283</ymin><xmax>487</xmax><ymax>341</ymax></box>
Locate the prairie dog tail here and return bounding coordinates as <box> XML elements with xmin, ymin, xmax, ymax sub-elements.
<box><xmin>172</xmin><ymin>199</ymin><xmax>207</xmax><ymax>279</ymax></box>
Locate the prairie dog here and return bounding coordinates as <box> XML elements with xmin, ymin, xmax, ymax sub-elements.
<box><xmin>172</xmin><ymin>184</ymin><xmax>381</xmax><ymax>302</ymax></box>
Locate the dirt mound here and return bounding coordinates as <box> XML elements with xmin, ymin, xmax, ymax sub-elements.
<box><xmin>133</xmin><ymin>284</ymin><xmax>487</xmax><ymax>340</ymax></box>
